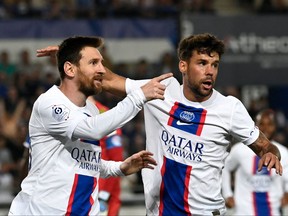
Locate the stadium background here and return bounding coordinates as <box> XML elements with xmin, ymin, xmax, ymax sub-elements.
<box><xmin>0</xmin><ymin>1</ymin><xmax>288</xmax><ymax>215</ymax></box>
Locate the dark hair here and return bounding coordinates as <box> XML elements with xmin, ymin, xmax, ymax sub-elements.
<box><xmin>57</xmin><ymin>36</ymin><xmax>104</xmax><ymax>79</ymax></box>
<box><xmin>177</xmin><ymin>33</ymin><xmax>225</xmax><ymax>61</ymax></box>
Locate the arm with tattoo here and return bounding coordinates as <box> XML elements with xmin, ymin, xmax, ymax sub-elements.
<box><xmin>248</xmin><ymin>131</ymin><xmax>282</xmax><ymax>175</ymax></box>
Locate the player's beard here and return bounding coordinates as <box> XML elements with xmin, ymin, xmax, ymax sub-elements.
<box><xmin>189</xmin><ymin>79</ymin><xmax>214</xmax><ymax>99</ymax></box>
<box><xmin>78</xmin><ymin>69</ymin><xmax>102</xmax><ymax>97</ymax></box>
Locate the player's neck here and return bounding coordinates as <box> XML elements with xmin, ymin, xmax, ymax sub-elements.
<box><xmin>59</xmin><ymin>82</ymin><xmax>86</xmax><ymax>107</ymax></box>
<box><xmin>183</xmin><ymin>89</ymin><xmax>213</xmax><ymax>103</ymax></box>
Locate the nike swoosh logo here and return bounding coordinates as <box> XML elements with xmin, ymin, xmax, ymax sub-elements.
<box><xmin>176</xmin><ymin>120</ymin><xmax>193</xmax><ymax>126</ymax></box>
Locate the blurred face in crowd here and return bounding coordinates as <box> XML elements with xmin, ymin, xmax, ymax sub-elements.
<box><xmin>74</xmin><ymin>46</ymin><xmax>106</xmax><ymax>97</ymax></box>
<box><xmin>256</xmin><ymin>111</ymin><xmax>276</xmax><ymax>140</ymax></box>
<box><xmin>179</xmin><ymin>50</ymin><xmax>220</xmax><ymax>102</ymax></box>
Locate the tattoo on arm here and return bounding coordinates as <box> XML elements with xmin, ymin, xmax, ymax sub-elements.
<box><xmin>249</xmin><ymin>131</ymin><xmax>280</xmax><ymax>159</ymax></box>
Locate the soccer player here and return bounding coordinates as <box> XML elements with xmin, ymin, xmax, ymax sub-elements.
<box><xmin>222</xmin><ymin>109</ymin><xmax>288</xmax><ymax>215</ymax></box>
<box><xmin>124</xmin><ymin>33</ymin><xmax>282</xmax><ymax>215</ymax></box>
<box><xmin>8</xmin><ymin>36</ymin><xmax>172</xmax><ymax>215</ymax></box>
<box><xmin>35</xmin><ymin>33</ymin><xmax>282</xmax><ymax>215</ymax></box>
<box><xmin>20</xmin><ymin>99</ymin><xmax>125</xmax><ymax>216</ymax></box>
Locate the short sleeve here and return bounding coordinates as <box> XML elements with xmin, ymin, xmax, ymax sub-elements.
<box><xmin>229</xmin><ymin>98</ymin><xmax>259</xmax><ymax>146</ymax></box>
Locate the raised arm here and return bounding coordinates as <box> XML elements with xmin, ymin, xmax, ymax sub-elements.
<box><xmin>73</xmin><ymin>72</ymin><xmax>173</xmax><ymax>140</ymax></box>
<box><xmin>102</xmin><ymin>67</ymin><xmax>127</xmax><ymax>98</ymax></box>
<box><xmin>36</xmin><ymin>45</ymin><xmax>58</xmax><ymax>58</ymax></box>
<box><xmin>36</xmin><ymin>46</ymin><xmax>171</xmax><ymax>98</ymax></box>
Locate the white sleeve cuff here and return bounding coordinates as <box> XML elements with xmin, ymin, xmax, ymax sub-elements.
<box><xmin>125</xmin><ymin>78</ymin><xmax>150</xmax><ymax>94</ymax></box>
<box><xmin>100</xmin><ymin>160</ymin><xmax>125</xmax><ymax>178</ymax></box>
<box><xmin>125</xmin><ymin>78</ymin><xmax>133</xmax><ymax>94</ymax></box>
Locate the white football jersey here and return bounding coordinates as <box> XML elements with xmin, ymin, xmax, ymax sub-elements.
<box><xmin>126</xmin><ymin>77</ymin><xmax>259</xmax><ymax>216</ymax></box>
<box><xmin>222</xmin><ymin>141</ymin><xmax>288</xmax><ymax>216</ymax></box>
<box><xmin>9</xmin><ymin>85</ymin><xmax>145</xmax><ymax>215</ymax></box>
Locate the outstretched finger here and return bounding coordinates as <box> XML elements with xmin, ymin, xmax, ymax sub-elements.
<box><xmin>36</xmin><ymin>46</ymin><xmax>59</xmax><ymax>57</ymax></box>
<box><xmin>36</xmin><ymin>53</ymin><xmax>49</xmax><ymax>57</ymax></box>
<box><xmin>153</xmin><ymin>73</ymin><xmax>173</xmax><ymax>82</ymax></box>
<box><xmin>36</xmin><ymin>50</ymin><xmax>53</xmax><ymax>57</ymax></box>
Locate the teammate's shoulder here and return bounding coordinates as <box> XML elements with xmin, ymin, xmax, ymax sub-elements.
<box><xmin>161</xmin><ymin>76</ymin><xmax>180</xmax><ymax>86</ymax></box>
<box><xmin>218</xmin><ymin>91</ymin><xmax>240</xmax><ymax>102</ymax></box>
<box><xmin>213</xmin><ymin>90</ymin><xmax>241</xmax><ymax>106</ymax></box>
<box><xmin>226</xmin><ymin>95</ymin><xmax>242</xmax><ymax>104</ymax></box>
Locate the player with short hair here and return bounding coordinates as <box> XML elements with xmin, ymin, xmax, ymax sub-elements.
<box><xmin>8</xmin><ymin>36</ymin><xmax>172</xmax><ymax>215</ymax></box>
<box><xmin>121</xmin><ymin>33</ymin><xmax>281</xmax><ymax>215</ymax></box>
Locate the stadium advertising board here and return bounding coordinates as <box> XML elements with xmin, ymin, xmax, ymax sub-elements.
<box><xmin>180</xmin><ymin>14</ymin><xmax>288</xmax><ymax>86</ymax></box>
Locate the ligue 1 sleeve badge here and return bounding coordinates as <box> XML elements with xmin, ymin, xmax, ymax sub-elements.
<box><xmin>52</xmin><ymin>104</ymin><xmax>70</xmax><ymax>121</ymax></box>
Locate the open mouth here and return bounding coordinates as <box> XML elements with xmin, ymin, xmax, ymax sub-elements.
<box><xmin>94</xmin><ymin>78</ymin><xmax>103</xmax><ymax>85</ymax></box>
<box><xmin>202</xmin><ymin>80</ymin><xmax>212</xmax><ymax>89</ymax></box>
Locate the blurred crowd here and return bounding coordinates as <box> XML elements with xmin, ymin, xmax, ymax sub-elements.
<box><xmin>0</xmin><ymin>0</ymin><xmax>288</xmax><ymax>20</ymax></box>
<box><xmin>0</xmin><ymin>49</ymin><xmax>58</xmax><ymax>204</ymax></box>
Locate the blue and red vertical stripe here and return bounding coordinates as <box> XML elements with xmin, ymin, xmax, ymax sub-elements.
<box><xmin>159</xmin><ymin>157</ymin><xmax>192</xmax><ymax>216</ymax></box>
<box><xmin>252</xmin><ymin>156</ymin><xmax>272</xmax><ymax>216</ymax></box>
<box><xmin>66</xmin><ymin>174</ymin><xmax>97</xmax><ymax>216</ymax></box>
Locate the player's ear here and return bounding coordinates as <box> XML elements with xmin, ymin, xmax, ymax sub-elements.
<box><xmin>179</xmin><ymin>60</ymin><xmax>187</xmax><ymax>74</ymax></box>
<box><xmin>64</xmin><ymin>61</ymin><xmax>75</xmax><ymax>77</ymax></box>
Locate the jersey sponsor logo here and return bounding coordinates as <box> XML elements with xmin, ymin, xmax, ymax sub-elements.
<box><xmin>83</xmin><ymin>112</ymin><xmax>91</xmax><ymax>117</ymax></box>
<box><xmin>176</xmin><ymin>120</ymin><xmax>193</xmax><ymax>126</ymax></box>
<box><xmin>52</xmin><ymin>104</ymin><xmax>70</xmax><ymax>121</ymax></box>
<box><xmin>167</xmin><ymin>102</ymin><xmax>207</xmax><ymax>136</ymax></box>
<box><xmin>161</xmin><ymin>130</ymin><xmax>204</xmax><ymax>162</ymax></box>
<box><xmin>71</xmin><ymin>147</ymin><xmax>101</xmax><ymax>172</ymax></box>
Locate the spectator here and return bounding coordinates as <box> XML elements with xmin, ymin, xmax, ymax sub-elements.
<box><xmin>16</xmin><ymin>49</ymin><xmax>41</xmax><ymax>76</ymax></box>
<box><xmin>0</xmin><ymin>51</ymin><xmax>17</xmax><ymax>78</ymax></box>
